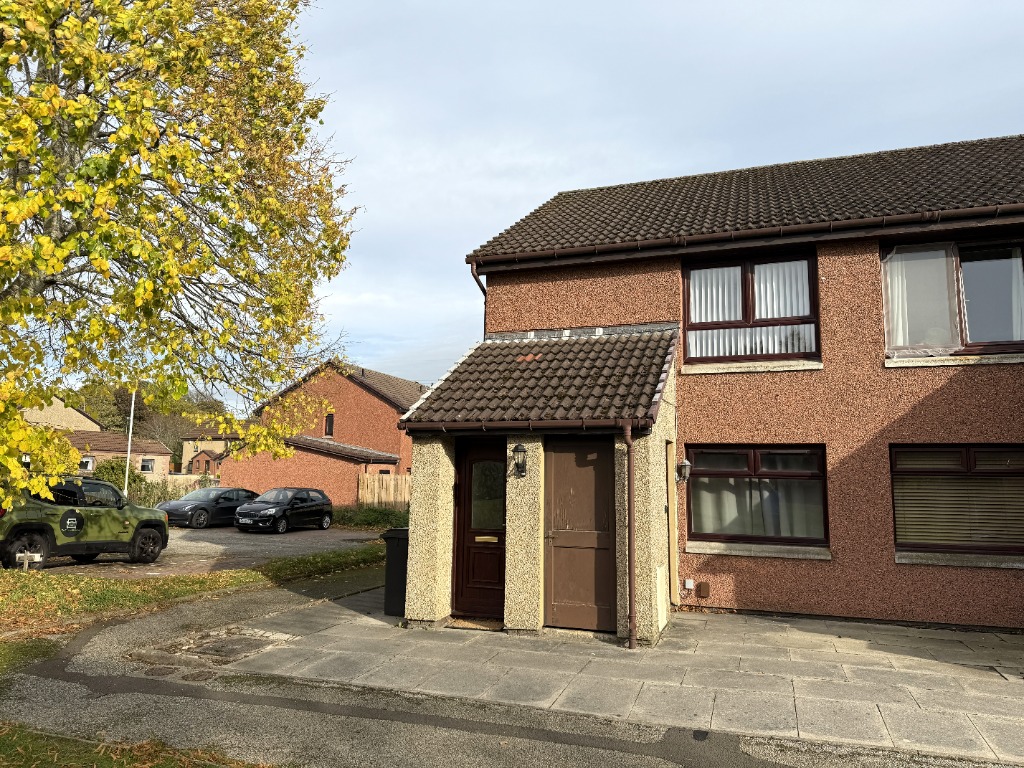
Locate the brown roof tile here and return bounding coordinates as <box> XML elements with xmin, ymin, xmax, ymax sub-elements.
<box><xmin>68</xmin><ymin>431</ymin><xmax>171</xmax><ymax>455</ymax></box>
<box><xmin>469</xmin><ymin>134</ymin><xmax>1024</xmax><ymax>261</ymax></box>
<box><xmin>402</xmin><ymin>329</ymin><xmax>677</xmax><ymax>429</ymax></box>
<box><xmin>257</xmin><ymin>361</ymin><xmax>428</xmax><ymax>414</ymax></box>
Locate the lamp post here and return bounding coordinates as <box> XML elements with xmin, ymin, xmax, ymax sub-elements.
<box><xmin>123</xmin><ymin>388</ymin><xmax>136</xmax><ymax>495</ymax></box>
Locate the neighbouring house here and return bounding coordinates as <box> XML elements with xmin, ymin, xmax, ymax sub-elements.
<box><xmin>219</xmin><ymin>362</ymin><xmax>427</xmax><ymax>505</ymax></box>
<box><xmin>180</xmin><ymin>428</ymin><xmax>240</xmax><ymax>476</ymax></box>
<box><xmin>401</xmin><ymin>134</ymin><xmax>1024</xmax><ymax>645</ymax></box>
<box><xmin>23</xmin><ymin>396</ymin><xmax>104</xmax><ymax>432</ymax></box>
<box><xmin>67</xmin><ymin>431</ymin><xmax>172</xmax><ymax>478</ymax></box>
<box><xmin>186</xmin><ymin>448</ymin><xmax>228</xmax><ymax>476</ymax></box>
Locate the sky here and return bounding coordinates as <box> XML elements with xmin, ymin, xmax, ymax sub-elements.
<box><xmin>296</xmin><ymin>0</ymin><xmax>1024</xmax><ymax>385</ymax></box>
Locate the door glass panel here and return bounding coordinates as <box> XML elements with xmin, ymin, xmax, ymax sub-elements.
<box><xmin>471</xmin><ymin>460</ymin><xmax>505</xmax><ymax>530</ymax></box>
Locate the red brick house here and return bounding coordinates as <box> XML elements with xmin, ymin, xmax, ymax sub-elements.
<box><xmin>220</xmin><ymin>362</ymin><xmax>427</xmax><ymax>506</ymax></box>
<box><xmin>402</xmin><ymin>135</ymin><xmax>1024</xmax><ymax>644</ymax></box>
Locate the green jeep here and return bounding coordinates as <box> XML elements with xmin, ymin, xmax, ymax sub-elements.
<box><xmin>0</xmin><ymin>477</ymin><xmax>169</xmax><ymax>569</ymax></box>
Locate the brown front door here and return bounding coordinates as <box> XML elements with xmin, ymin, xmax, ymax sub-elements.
<box><xmin>544</xmin><ymin>437</ymin><xmax>616</xmax><ymax>632</ymax></box>
<box><xmin>452</xmin><ymin>440</ymin><xmax>507</xmax><ymax>619</ymax></box>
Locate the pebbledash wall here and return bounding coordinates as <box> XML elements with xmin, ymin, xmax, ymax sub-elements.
<box><xmin>483</xmin><ymin>239</ymin><xmax>1024</xmax><ymax>629</ymax></box>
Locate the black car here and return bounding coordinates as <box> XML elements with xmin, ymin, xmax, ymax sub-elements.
<box><xmin>157</xmin><ymin>487</ymin><xmax>258</xmax><ymax>529</ymax></box>
<box><xmin>234</xmin><ymin>488</ymin><xmax>333</xmax><ymax>533</ymax></box>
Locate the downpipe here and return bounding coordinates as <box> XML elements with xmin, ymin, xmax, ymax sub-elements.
<box><xmin>623</xmin><ymin>422</ymin><xmax>637</xmax><ymax>650</ymax></box>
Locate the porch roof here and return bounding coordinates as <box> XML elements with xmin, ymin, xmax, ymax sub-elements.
<box><xmin>400</xmin><ymin>327</ymin><xmax>677</xmax><ymax>432</ymax></box>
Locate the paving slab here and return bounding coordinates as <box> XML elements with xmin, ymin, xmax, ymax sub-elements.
<box><xmin>739</xmin><ymin>657</ymin><xmax>846</xmax><ymax>681</ymax></box>
<box><xmin>398</xmin><ymin>639</ymin><xmax>501</xmax><ymax>664</ymax></box>
<box><xmin>693</xmin><ymin>641</ymin><xmax>791</xmax><ymax>660</ymax></box>
<box><xmin>711</xmin><ymin>690</ymin><xmax>798</xmax><ymax>737</ymax></box>
<box><xmin>350</xmin><ymin>656</ymin><xmax>445</xmax><ymax>690</ymax></box>
<box><xmin>641</xmin><ymin>652</ymin><xmax>740</xmax><ymax>671</ymax></box>
<box><xmin>225</xmin><ymin>646</ymin><xmax>321</xmax><ymax>676</ymax></box>
<box><xmin>628</xmin><ymin>684</ymin><xmax>715</xmax><ymax>730</ymax></box>
<box><xmin>844</xmin><ymin>665</ymin><xmax>966</xmax><ymax>692</ymax></box>
<box><xmin>551</xmin><ymin>675</ymin><xmax>642</xmax><ymax>718</ymax></box>
<box><xmin>243</xmin><ymin>612</ymin><xmax>348</xmax><ymax>637</ymax></box>
<box><xmin>911</xmin><ymin>688</ymin><xmax>1024</xmax><ymax>719</ymax></box>
<box><xmin>789</xmin><ymin>649</ymin><xmax>894</xmax><ymax>668</ymax></box>
<box><xmin>960</xmin><ymin>673</ymin><xmax>1024</xmax><ymax>698</ymax></box>
<box><xmin>287</xmin><ymin>649</ymin><xmax>389</xmax><ymax>682</ymax></box>
<box><xmin>416</xmin><ymin>663</ymin><xmax>510</xmax><ymax>698</ymax></box>
<box><xmin>879</xmin><ymin>704</ymin><xmax>996</xmax><ymax>760</ymax></box>
<box><xmin>795</xmin><ymin>698</ymin><xmax>893</xmax><ymax>747</ymax></box>
<box><xmin>480</xmin><ymin>668</ymin><xmax>575</xmax><ymax>708</ymax></box>
<box><xmin>793</xmin><ymin>678</ymin><xmax>917</xmax><ymax>705</ymax></box>
<box><xmin>581</xmin><ymin>659</ymin><xmax>686</xmax><ymax>684</ymax></box>
<box><xmin>683</xmin><ymin>668</ymin><xmax>793</xmax><ymax>695</ymax></box>
<box><xmin>968</xmin><ymin>714</ymin><xmax>1024</xmax><ymax>763</ymax></box>
<box><xmin>489</xmin><ymin>649</ymin><xmax>590</xmax><ymax>674</ymax></box>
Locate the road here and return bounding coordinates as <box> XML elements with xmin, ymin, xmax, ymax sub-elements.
<box><xmin>45</xmin><ymin>525</ymin><xmax>380</xmax><ymax>578</ymax></box>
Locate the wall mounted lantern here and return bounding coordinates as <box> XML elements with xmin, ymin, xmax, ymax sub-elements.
<box><xmin>676</xmin><ymin>459</ymin><xmax>692</xmax><ymax>484</ymax></box>
<box><xmin>512</xmin><ymin>443</ymin><xmax>528</xmax><ymax>478</ymax></box>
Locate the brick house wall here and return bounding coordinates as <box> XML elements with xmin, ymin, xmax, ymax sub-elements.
<box><xmin>292</xmin><ymin>368</ymin><xmax>413</xmax><ymax>473</ymax></box>
<box><xmin>483</xmin><ymin>242</ymin><xmax>1024</xmax><ymax>628</ymax></box>
<box><xmin>219</xmin><ymin>447</ymin><xmax>366</xmax><ymax>506</ymax></box>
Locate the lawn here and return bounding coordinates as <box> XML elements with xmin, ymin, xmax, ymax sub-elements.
<box><xmin>0</xmin><ymin>723</ymin><xmax>271</xmax><ymax>768</ymax></box>
<box><xmin>0</xmin><ymin>542</ymin><xmax>385</xmax><ymax>635</ymax></box>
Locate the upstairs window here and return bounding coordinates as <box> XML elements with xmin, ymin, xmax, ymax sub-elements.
<box><xmin>685</xmin><ymin>257</ymin><xmax>818</xmax><ymax>361</ymax></box>
<box><xmin>140</xmin><ymin>458</ymin><xmax>155</xmax><ymax>473</ymax></box>
<box><xmin>883</xmin><ymin>242</ymin><xmax>1024</xmax><ymax>357</ymax></box>
<box><xmin>325</xmin><ymin>413</ymin><xmax>335</xmax><ymax>437</ymax></box>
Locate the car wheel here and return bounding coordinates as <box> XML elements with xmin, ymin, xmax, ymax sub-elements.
<box><xmin>190</xmin><ymin>508</ymin><xmax>210</xmax><ymax>529</ymax></box>
<box><xmin>71</xmin><ymin>553</ymin><xmax>99</xmax><ymax>564</ymax></box>
<box><xmin>6</xmin><ymin>532</ymin><xmax>49</xmax><ymax>570</ymax></box>
<box><xmin>319</xmin><ymin>513</ymin><xmax>332</xmax><ymax>530</ymax></box>
<box><xmin>273</xmin><ymin>516</ymin><xmax>288</xmax><ymax>534</ymax></box>
<box><xmin>128</xmin><ymin>528</ymin><xmax>163</xmax><ymax>564</ymax></box>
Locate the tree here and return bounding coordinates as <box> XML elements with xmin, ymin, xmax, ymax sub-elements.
<box><xmin>0</xmin><ymin>0</ymin><xmax>351</xmax><ymax>506</ymax></box>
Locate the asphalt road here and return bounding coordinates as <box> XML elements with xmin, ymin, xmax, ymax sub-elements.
<box><xmin>46</xmin><ymin>525</ymin><xmax>379</xmax><ymax>578</ymax></box>
<box><xmin>1</xmin><ymin>568</ymin><xmax>1007</xmax><ymax>768</ymax></box>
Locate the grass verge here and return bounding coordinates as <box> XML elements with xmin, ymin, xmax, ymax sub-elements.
<box><xmin>0</xmin><ymin>722</ymin><xmax>271</xmax><ymax>767</ymax></box>
<box><xmin>0</xmin><ymin>542</ymin><xmax>385</xmax><ymax>636</ymax></box>
<box><xmin>0</xmin><ymin>639</ymin><xmax>59</xmax><ymax>676</ymax></box>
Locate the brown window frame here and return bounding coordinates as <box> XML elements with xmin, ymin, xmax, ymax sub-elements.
<box><xmin>324</xmin><ymin>413</ymin><xmax>334</xmax><ymax>437</ymax></box>
<box><xmin>890</xmin><ymin>443</ymin><xmax>1024</xmax><ymax>555</ymax></box>
<box><xmin>686</xmin><ymin>444</ymin><xmax>829</xmax><ymax>547</ymax></box>
<box><xmin>683</xmin><ymin>255</ymin><xmax>821</xmax><ymax>363</ymax></box>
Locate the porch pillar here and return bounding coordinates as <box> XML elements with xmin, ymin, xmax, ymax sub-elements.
<box><xmin>503</xmin><ymin>435</ymin><xmax>545</xmax><ymax>631</ymax></box>
<box><xmin>405</xmin><ymin>436</ymin><xmax>456</xmax><ymax>625</ymax></box>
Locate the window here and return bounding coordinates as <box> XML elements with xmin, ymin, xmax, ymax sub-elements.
<box><xmin>204</xmin><ymin>460</ymin><xmax>210</xmax><ymax>473</ymax></box>
<box><xmin>891</xmin><ymin>445</ymin><xmax>1024</xmax><ymax>554</ymax></box>
<box><xmin>883</xmin><ymin>242</ymin><xmax>1024</xmax><ymax>357</ymax></box>
<box><xmin>78</xmin><ymin>456</ymin><xmax>95</xmax><ymax>472</ymax></box>
<box><xmin>310</xmin><ymin>490</ymin><xmax>327</xmax><ymax>502</ymax></box>
<box><xmin>379</xmin><ymin>469</ymin><xmax>391</xmax><ymax>475</ymax></box>
<box><xmin>82</xmin><ymin>480</ymin><xmax>122</xmax><ymax>507</ymax></box>
<box><xmin>324</xmin><ymin>413</ymin><xmax>334</xmax><ymax>437</ymax></box>
<box><xmin>140</xmin><ymin>458</ymin><xmax>155</xmax><ymax>473</ymax></box>
<box><xmin>685</xmin><ymin>257</ymin><xmax>818</xmax><ymax>361</ymax></box>
<box><xmin>32</xmin><ymin>482</ymin><xmax>81</xmax><ymax>506</ymax></box>
<box><xmin>687</xmin><ymin>446</ymin><xmax>827</xmax><ymax>545</ymax></box>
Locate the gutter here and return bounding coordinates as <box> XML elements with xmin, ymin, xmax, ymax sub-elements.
<box><xmin>398</xmin><ymin>417</ymin><xmax>655</xmax><ymax>433</ymax></box>
<box><xmin>468</xmin><ymin>204</ymin><xmax>1024</xmax><ymax>271</ymax></box>
<box><xmin>622</xmin><ymin>420</ymin><xmax>637</xmax><ymax>650</ymax></box>
<box><xmin>471</xmin><ymin>261</ymin><xmax>487</xmax><ymax>296</ymax></box>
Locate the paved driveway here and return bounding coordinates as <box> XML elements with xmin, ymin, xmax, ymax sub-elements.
<box><xmin>46</xmin><ymin>526</ymin><xmax>379</xmax><ymax>578</ymax></box>
<box><xmin>157</xmin><ymin>595</ymin><xmax>1024</xmax><ymax>764</ymax></box>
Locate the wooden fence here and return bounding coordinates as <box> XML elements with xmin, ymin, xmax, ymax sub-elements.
<box><xmin>358</xmin><ymin>473</ymin><xmax>411</xmax><ymax>510</ymax></box>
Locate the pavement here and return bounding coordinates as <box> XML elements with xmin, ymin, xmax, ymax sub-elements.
<box><xmin>2</xmin><ymin>566</ymin><xmax>1022</xmax><ymax>767</ymax></box>
<box><xmin>42</xmin><ymin>525</ymin><xmax>379</xmax><ymax>578</ymax></box>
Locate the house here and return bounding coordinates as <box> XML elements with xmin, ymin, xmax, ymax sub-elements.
<box><xmin>219</xmin><ymin>362</ymin><xmax>427</xmax><ymax>505</ymax></box>
<box><xmin>23</xmin><ymin>396</ymin><xmax>104</xmax><ymax>432</ymax></box>
<box><xmin>400</xmin><ymin>134</ymin><xmax>1024</xmax><ymax>645</ymax></box>
<box><xmin>180</xmin><ymin>428</ymin><xmax>240</xmax><ymax>476</ymax></box>
<box><xmin>186</xmin><ymin>448</ymin><xmax>228</xmax><ymax>476</ymax></box>
<box><xmin>67</xmin><ymin>431</ymin><xmax>172</xmax><ymax>477</ymax></box>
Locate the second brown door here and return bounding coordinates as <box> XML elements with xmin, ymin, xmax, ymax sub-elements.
<box><xmin>544</xmin><ymin>437</ymin><xmax>616</xmax><ymax>632</ymax></box>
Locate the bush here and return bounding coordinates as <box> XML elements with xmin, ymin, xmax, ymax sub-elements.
<box><xmin>90</xmin><ymin>459</ymin><xmax>213</xmax><ymax>508</ymax></box>
<box><xmin>332</xmin><ymin>505</ymin><xmax>408</xmax><ymax>529</ymax></box>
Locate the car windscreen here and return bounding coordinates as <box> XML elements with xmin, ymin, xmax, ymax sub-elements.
<box><xmin>181</xmin><ymin>488</ymin><xmax>222</xmax><ymax>501</ymax></box>
<box><xmin>254</xmin><ymin>489</ymin><xmax>294</xmax><ymax>503</ymax></box>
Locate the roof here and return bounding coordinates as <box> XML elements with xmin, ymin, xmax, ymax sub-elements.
<box><xmin>401</xmin><ymin>327</ymin><xmax>677</xmax><ymax>431</ymax></box>
<box><xmin>68</xmin><ymin>431</ymin><xmax>171</xmax><ymax>456</ymax></box>
<box><xmin>257</xmin><ymin>360</ymin><xmax>428</xmax><ymax>414</ymax></box>
<box><xmin>469</xmin><ymin>134</ymin><xmax>1024</xmax><ymax>263</ymax></box>
<box><xmin>283</xmin><ymin>435</ymin><xmax>400</xmax><ymax>464</ymax></box>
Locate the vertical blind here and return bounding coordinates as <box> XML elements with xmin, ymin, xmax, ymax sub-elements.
<box><xmin>689</xmin><ymin>266</ymin><xmax>742</xmax><ymax>323</ymax></box>
<box><xmin>754</xmin><ymin>261</ymin><xmax>811</xmax><ymax>319</ymax></box>
<box><xmin>687</xmin><ymin>324</ymin><xmax>816</xmax><ymax>358</ymax></box>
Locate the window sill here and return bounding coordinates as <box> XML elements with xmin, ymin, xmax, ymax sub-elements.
<box><xmin>895</xmin><ymin>552</ymin><xmax>1024</xmax><ymax>570</ymax></box>
<box><xmin>681</xmin><ymin>359</ymin><xmax>824</xmax><ymax>376</ymax></box>
<box><xmin>685</xmin><ymin>540</ymin><xmax>832</xmax><ymax>560</ymax></box>
<box><xmin>884</xmin><ymin>353</ymin><xmax>1024</xmax><ymax>368</ymax></box>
